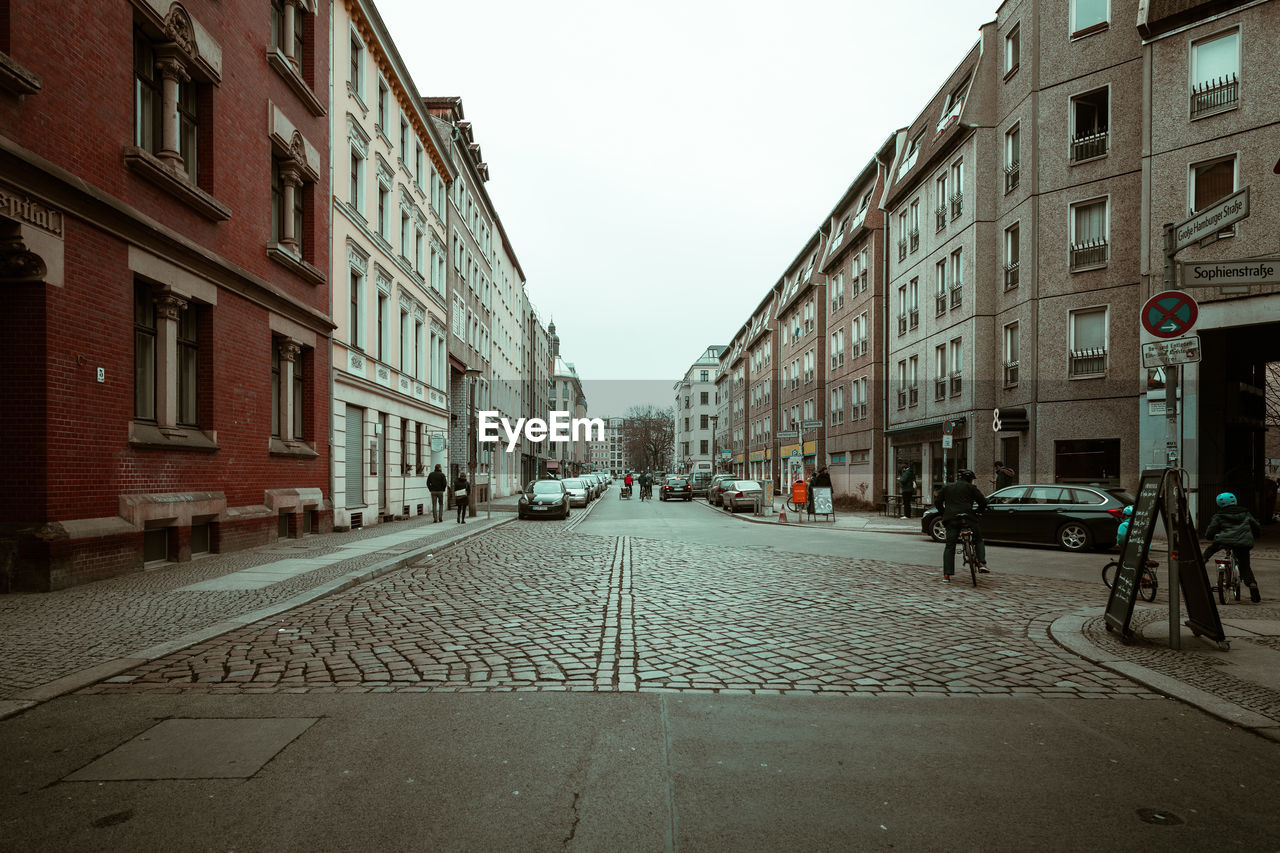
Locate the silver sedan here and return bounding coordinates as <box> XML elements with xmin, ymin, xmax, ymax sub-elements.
<box><xmin>721</xmin><ymin>480</ymin><xmax>766</xmax><ymax>513</ymax></box>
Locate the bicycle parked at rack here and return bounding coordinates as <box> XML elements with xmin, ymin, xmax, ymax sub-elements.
<box><xmin>1102</xmin><ymin>558</ymin><xmax>1159</xmax><ymax>603</ymax></box>
<box><xmin>1214</xmin><ymin>550</ymin><xmax>1241</xmax><ymax>604</ymax></box>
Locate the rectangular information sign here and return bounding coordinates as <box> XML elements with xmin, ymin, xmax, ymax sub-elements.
<box><xmin>1173</xmin><ymin>186</ymin><xmax>1249</xmax><ymax>251</ymax></box>
<box><xmin>1182</xmin><ymin>256</ymin><xmax>1280</xmax><ymax>288</ymax></box>
<box><xmin>813</xmin><ymin>487</ymin><xmax>833</xmax><ymax>516</ymax></box>
<box><xmin>1141</xmin><ymin>336</ymin><xmax>1201</xmax><ymax>368</ymax></box>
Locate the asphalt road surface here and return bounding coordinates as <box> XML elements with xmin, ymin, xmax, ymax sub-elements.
<box><xmin>4</xmin><ymin>494</ymin><xmax>1278</xmax><ymax>851</ymax></box>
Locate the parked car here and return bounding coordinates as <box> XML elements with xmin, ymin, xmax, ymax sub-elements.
<box><xmin>561</xmin><ymin>478</ymin><xmax>591</xmax><ymax>507</ymax></box>
<box><xmin>518</xmin><ymin>480</ymin><xmax>570</xmax><ymax>520</ymax></box>
<box><xmin>721</xmin><ymin>480</ymin><xmax>766</xmax><ymax>513</ymax></box>
<box><xmin>920</xmin><ymin>483</ymin><xmax>1133</xmax><ymax>551</ymax></box>
<box><xmin>581</xmin><ymin>473</ymin><xmax>602</xmax><ymax>498</ymax></box>
<box><xmin>688</xmin><ymin>471</ymin><xmax>714</xmax><ymax>497</ymax></box>
<box><xmin>660</xmin><ymin>476</ymin><xmax>693</xmax><ymax>501</ymax></box>
<box><xmin>707</xmin><ymin>474</ymin><xmax>736</xmax><ymax>507</ymax></box>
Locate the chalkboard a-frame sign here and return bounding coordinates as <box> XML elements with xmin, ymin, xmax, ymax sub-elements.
<box><xmin>1104</xmin><ymin>469</ymin><xmax>1165</xmax><ymax>642</ymax></box>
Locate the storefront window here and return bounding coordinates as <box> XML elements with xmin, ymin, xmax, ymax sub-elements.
<box><xmin>1054</xmin><ymin>439</ymin><xmax>1119</xmax><ymax>484</ymax></box>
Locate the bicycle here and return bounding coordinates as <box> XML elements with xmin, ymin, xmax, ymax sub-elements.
<box><xmin>1102</xmin><ymin>559</ymin><xmax>1159</xmax><ymax>603</ymax></box>
<box><xmin>956</xmin><ymin>513</ymin><xmax>979</xmax><ymax>586</ymax></box>
<box><xmin>1213</xmin><ymin>550</ymin><xmax>1241</xmax><ymax>604</ymax></box>
<box><xmin>639</xmin><ymin>484</ymin><xmax>652</xmax><ymax>502</ymax></box>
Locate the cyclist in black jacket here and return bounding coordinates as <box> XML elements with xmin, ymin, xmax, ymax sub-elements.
<box><xmin>935</xmin><ymin>469</ymin><xmax>989</xmax><ymax>580</ymax></box>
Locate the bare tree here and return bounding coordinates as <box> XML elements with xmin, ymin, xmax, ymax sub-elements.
<box><xmin>622</xmin><ymin>405</ymin><xmax>675</xmax><ymax>472</ymax></box>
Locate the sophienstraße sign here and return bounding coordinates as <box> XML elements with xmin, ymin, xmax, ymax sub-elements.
<box><xmin>1173</xmin><ymin>186</ymin><xmax>1249</xmax><ymax>251</ymax></box>
<box><xmin>1142</xmin><ymin>335</ymin><xmax>1202</xmax><ymax>368</ymax></box>
<box><xmin>1182</xmin><ymin>256</ymin><xmax>1280</xmax><ymax>288</ymax></box>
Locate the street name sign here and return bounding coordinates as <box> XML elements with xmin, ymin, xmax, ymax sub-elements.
<box><xmin>802</xmin><ymin>420</ymin><xmax>823</xmax><ymax>430</ymax></box>
<box><xmin>1141</xmin><ymin>291</ymin><xmax>1198</xmax><ymax>339</ymax></box>
<box><xmin>776</xmin><ymin>430</ymin><xmax>799</xmax><ymax>439</ymax></box>
<box><xmin>1182</xmin><ymin>256</ymin><xmax>1280</xmax><ymax>288</ymax></box>
<box><xmin>1142</xmin><ymin>335</ymin><xmax>1201</xmax><ymax>368</ymax></box>
<box><xmin>1173</xmin><ymin>186</ymin><xmax>1249</xmax><ymax>251</ymax></box>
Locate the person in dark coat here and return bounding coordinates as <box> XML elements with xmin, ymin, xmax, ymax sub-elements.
<box><xmin>898</xmin><ymin>463</ymin><xmax>916</xmax><ymax>519</ymax></box>
<box><xmin>934</xmin><ymin>469</ymin><xmax>989</xmax><ymax>580</ymax></box>
<box><xmin>992</xmin><ymin>461</ymin><xmax>1016</xmax><ymax>490</ymax></box>
<box><xmin>453</xmin><ymin>472</ymin><xmax>471</xmax><ymax>523</ymax></box>
<box><xmin>427</xmin><ymin>464</ymin><xmax>448</xmax><ymax>522</ymax></box>
<box><xmin>1202</xmin><ymin>492</ymin><xmax>1261</xmax><ymax>602</ymax></box>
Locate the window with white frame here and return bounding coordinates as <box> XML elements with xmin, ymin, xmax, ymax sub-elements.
<box><xmin>897</xmin><ymin>284</ymin><xmax>908</xmax><ymax>335</ymax></box>
<box><xmin>349</xmin><ymin>249</ymin><xmax>367</xmax><ymax>351</ymax></box>
<box><xmin>855</xmin><ymin>313</ymin><xmax>868</xmax><ymax>356</ymax></box>
<box><xmin>1069</xmin><ymin>306</ymin><xmax>1108</xmax><ymax>376</ymax></box>
<box><xmin>1005</xmin><ymin>24</ymin><xmax>1020</xmax><ymax>76</ymax></box>
<box><xmin>1005</xmin><ymin>124</ymin><xmax>1021</xmax><ymax>192</ymax></box>
<box><xmin>348</xmin><ymin>29</ymin><xmax>364</xmax><ymax>101</ymax></box>
<box><xmin>1004</xmin><ymin>223</ymin><xmax>1020</xmax><ymax>290</ymax></box>
<box><xmin>830</xmin><ymin>273</ymin><xmax>844</xmax><ymax>312</ymax></box>
<box><xmin>935</xmin><ymin>259</ymin><xmax>947</xmax><ymax>315</ymax></box>
<box><xmin>831</xmin><ymin>386</ymin><xmax>844</xmax><ymax>425</ymax></box>
<box><xmin>1003</xmin><ymin>322</ymin><xmax>1020</xmax><ymax>387</ymax></box>
<box><xmin>935</xmin><ymin>171</ymin><xmax>949</xmax><ymax>232</ymax></box>
<box><xmin>934</xmin><ymin>344</ymin><xmax>947</xmax><ymax>400</ymax></box>
<box><xmin>1070</xmin><ymin>197</ymin><xmax>1109</xmax><ymax>270</ymax></box>
<box><xmin>897</xmin><ymin>211</ymin><xmax>908</xmax><ymax>260</ymax></box>
<box><xmin>1070</xmin><ymin>87</ymin><xmax>1110</xmax><ymax>162</ymax></box>
<box><xmin>1071</xmin><ymin>0</ymin><xmax>1108</xmax><ymax>37</ymax></box>
<box><xmin>896</xmin><ymin>360</ymin><xmax>907</xmax><ymax>409</ymax></box>
<box><xmin>950</xmin><ymin>159</ymin><xmax>964</xmax><ymax>218</ymax></box>
<box><xmin>1190</xmin><ymin>29</ymin><xmax>1239</xmax><ymax>118</ymax></box>
<box><xmin>349</xmin><ymin>142</ymin><xmax>365</xmax><ymax>217</ymax></box>
<box><xmin>909</xmin><ymin>199</ymin><xmax>920</xmax><ymax>251</ymax></box>
<box><xmin>908</xmin><ymin>278</ymin><xmax>919</xmax><ymax>328</ymax></box>
<box><xmin>949</xmin><ymin>249</ymin><xmax>963</xmax><ymax>309</ymax></box>
<box><xmin>376</xmin><ymin>289</ymin><xmax>388</xmax><ymax>362</ymax></box>
<box><xmin>896</xmin><ymin>131</ymin><xmax>923</xmax><ymax>181</ymax></box>
<box><xmin>908</xmin><ymin>355</ymin><xmax>919</xmax><ymax>406</ymax></box>
<box><xmin>949</xmin><ymin>338</ymin><xmax>963</xmax><ymax>395</ymax></box>
<box><xmin>803</xmin><ymin>399</ymin><xmax>814</xmax><ymax>421</ymax></box>
<box><xmin>937</xmin><ymin>76</ymin><xmax>969</xmax><ymax>131</ymax></box>
<box><xmin>134</xmin><ymin>281</ymin><xmax>204</xmax><ymax>430</ymax></box>
<box><xmin>1189</xmin><ymin>155</ymin><xmax>1237</xmax><ymax>237</ymax></box>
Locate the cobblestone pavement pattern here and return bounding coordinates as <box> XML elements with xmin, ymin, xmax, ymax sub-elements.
<box><xmin>82</xmin><ymin>522</ymin><xmax>1166</xmax><ymax>700</ymax></box>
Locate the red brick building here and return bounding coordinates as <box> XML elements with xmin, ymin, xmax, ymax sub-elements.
<box><xmin>0</xmin><ymin>0</ymin><xmax>333</xmax><ymax>590</ymax></box>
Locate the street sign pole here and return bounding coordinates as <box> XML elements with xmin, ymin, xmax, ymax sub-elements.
<box><xmin>1162</xmin><ymin>222</ymin><xmax>1182</xmax><ymax>650</ymax></box>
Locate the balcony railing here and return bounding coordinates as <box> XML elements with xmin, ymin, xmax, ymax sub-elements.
<box><xmin>909</xmin><ymin>308</ymin><xmax>919</xmax><ymax>329</ymax></box>
<box><xmin>950</xmin><ymin>286</ymin><xmax>963</xmax><ymax>309</ymax></box>
<box><xmin>1190</xmin><ymin>74</ymin><xmax>1238</xmax><ymax>119</ymax></box>
<box><xmin>951</xmin><ymin>193</ymin><xmax>963</xmax><ymax>219</ymax></box>
<box><xmin>1070</xmin><ymin>238</ymin><xmax>1109</xmax><ymax>270</ymax></box>
<box><xmin>1003</xmin><ymin>360</ymin><xmax>1019</xmax><ymax>387</ymax></box>
<box><xmin>1071</xmin><ymin>129</ymin><xmax>1108</xmax><ymax>162</ymax></box>
<box><xmin>1005</xmin><ymin>162</ymin><xmax>1020</xmax><ymax>193</ymax></box>
<box><xmin>1070</xmin><ymin>347</ymin><xmax>1108</xmax><ymax>376</ymax></box>
<box><xmin>936</xmin><ymin>293</ymin><xmax>947</xmax><ymax>315</ymax></box>
<box><xmin>936</xmin><ymin>206</ymin><xmax>947</xmax><ymax>233</ymax></box>
<box><xmin>909</xmin><ymin>229</ymin><xmax>920</xmax><ymax>252</ymax></box>
<box><xmin>898</xmin><ymin>239</ymin><xmax>907</xmax><ymax>261</ymax></box>
<box><xmin>950</xmin><ymin>372</ymin><xmax>963</xmax><ymax>395</ymax></box>
<box><xmin>935</xmin><ymin>378</ymin><xmax>947</xmax><ymax>400</ymax></box>
<box><xmin>898</xmin><ymin>315</ymin><xmax>907</xmax><ymax>335</ymax></box>
<box><xmin>1004</xmin><ymin>262</ymin><xmax>1020</xmax><ymax>290</ymax></box>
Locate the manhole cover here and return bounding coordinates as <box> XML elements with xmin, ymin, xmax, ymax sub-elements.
<box><xmin>64</xmin><ymin>718</ymin><xmax>317</xmax><ymax>781</ymax></box>
<box><xmin>1136</xmin><ymin>808</ymin><xmax>1184</xmax><ymax>826</ymax></box>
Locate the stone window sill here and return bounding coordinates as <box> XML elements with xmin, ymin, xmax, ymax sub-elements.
<box><xmin>129</xmin><ymin>421</ymin><xmax>220</xmax><ymax>452</ymax></box>
<box><xmin>0</xmin><ymin>51</ymin><xmax>42</xmax><ymax>96</ymax></box>
<box><xmin>267</xmin><ymin>243</ymin><xmax>326</xmax><ymax>285</ymax></box>
<box><xmin>267</xmin><ymin>49</ymin><xmax>326</xmax><ymax>117</ymax></box>
<box><xmin>270</xmin><ymin>437</ymin><xmax>319</xmax><ymax>458</ymax></box>
<box><xmin>124</xmin><ymin>147</ymin><xmax>232</xmax><ymax>222</ymax></box>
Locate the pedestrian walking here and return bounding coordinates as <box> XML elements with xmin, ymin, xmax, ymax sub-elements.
<box><xmin>992</xmin><ymin>460</ymin><xmax>1016</xmax><ymax>490</ymax></box>
<box><xmin>898</xmin><ymin>463</ymin><xmax>916</xmax><ymax>519</ymax></box>
<box><xmin>453</xmin><ymin>471</ymin><xmax>471</xmax><ymax>524</ymax></box>
<box><xmin>427</xmin><ymin>464</ymin><xmax>448</xmax><ymax>522</ymax></box>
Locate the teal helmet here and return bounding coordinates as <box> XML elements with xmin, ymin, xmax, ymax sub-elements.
<box><xmin>1122</xmin><ymin>505</ymin><xmax>1133</xmax><ymax>517</ymax></box>
<box><xmin>1215</xmin><ymin>492</ymin><xmax>1237</xmax><ymax>508</ymax></box>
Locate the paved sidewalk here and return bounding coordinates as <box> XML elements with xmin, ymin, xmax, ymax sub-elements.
<box><xmin>0</xmin><ymin>495</ymin><xmax>538</xmax><ymax>719</ymax></box>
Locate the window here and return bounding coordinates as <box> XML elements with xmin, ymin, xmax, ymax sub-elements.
<box><xmin>377</xmin><ymin>78</ymin><xmax>389</xmax><ymax>131</ymax></box>
<box><xmin>132</xmin><ymin>26</ymin><xmax>211</xmax><ymax>189</ymax></box>
<box><xmin>1055</xmin><ymin>439</ymin><xmax>1120</xmax><ymax>485</ymax></box>
<box><xmin>897</xmin><ymin>284</ymin><xmax>908</xmax><ymax>335</ymax></box>
<box><xmin>1005</xmin><ymin>24</ymin><xmax>1020</xmax><ymax>76</ymax></box>
<box><xmin>949</xmin><ymin>249</ymin><xmax>963</xmax><ymax>309</ymax></box>
<box><xmin>1070</xmin><ymin>88</ymin><xmax>1109</xmax><ymax>162</ymax></box>
<box><xmin>897</xmin><ymin>211</ymin><xmax>908</xmax><ymax>261</ymax></box>
<box><xmin>134</xmin><ymin>281</ymin><xmax>205</xmax><ymax>433</ymax></box>
<box><xmin>908</xmin><ymin>278</ymin><xmax>919</xmax><ymax>328</ymax></box>
<box><xmin>897</xmin><ymin>360</ymin><xmax>907</xmax><ymax>409</ymax></box>
<box><xmin>1005</xmin><ymin>124</ymin><xmax>1021</xmax><ymax>193</ymax></box>
<box><xmin>1190</xmin><ymin>155</ymin><xmax>1236</xmax><ymax>228</ymax></box>
<box><xmin>271</xmin><ymin>337</ymin><xmax>308</xmax><ymax>445</ymax></box>
<box><xmin>1004</xmin><ymin>223</ymin><xmax>1020</xmax><ymax>290</ymax></box>
<box><xmin>909</xmin><ymin>199</ymin><xmax>920</xmax><ymax>251</ymax></box>
<box><xmin>949</xmin><ymin>338</ymin><xmax>963</xmax><ymax>395</ymax></box>
<box><xmin>270</xmin><ymin>151</ymin><xmax>315</xmax><ymax>266</ymax></box>
<box><xmin>1071</xmin><ymin>0</ymin><xmax>1108</xmax><ymax>37</ymax></box>
<box><xmin>400</xmin><ymin>118</ymin><xmax>409</xmax><ymax>166</ymax></box>
<box><xmin>934</xmin><ymin>344</ymin><xmax>947</xmax><ymax>400</ymax></box>
<box><xmin>935</xmin><ymin>172</ymin><xmax>948</xmax><ymax>232</ymax></box>
<box><xmin>908</xmin><ymin>355</ymin><xmax>919</xmax><ymax>406</ymax></box>
<box><xmin>348</xmin><ymin>30</ymin><xmax>364</xmax><ymax>101</ymax></box>
<box><xmin>935</xmin><ymin>260</ymin><xmax>947</xmax><ymax>315</ymax></box>
<box><xmin>349</xmin><ymin>144</ymin><xmax>366</xmax><ymax>217</ymax></box>
<box><xmin>700</xmin><ymin>415</ymin><xmax>709</xmax><ymax>429</ymax></box>
<box><xmin>937</xmin><ymin>76</ymin><xmax>968</xmax><ymax>131</ymax></box>
<box><xmin>377</xmin><ymin>291</ymin><xmax>388</xmax><ymax>362</ymax></box>
<box><xmin>349</xmin><ymin>264</ymin><xmax>364</xmax><ymax>351</ymax></box>
<box><xmin>700</xmin><ymin>370</ymin><xmax>710</xmax><ymax>382</ymax></box>
<box><xmin>1070</xmin><ymin>198</ymin><xmax>1109</xmax><ymax>270</ymax></box>
<box><xmin>831</xmin><ymin>386</ymin><xmax>845</xmax><ymax>425</ymax></box>
<box><xmin>1004</xmin><ymin>323</ymin><xmax>1020</xmax><ymax>387</ymax></box>
<box><xmin>950</xmin><ymin>159</ymin><xmax>964</xmax><ymax>219</ymax></box>
<box><xmin>897</xmin><ymin>131</ymin><xmax>923</xmax><ymax>181</ymax></box>
<box><xmin>1069</xmin><ymin>306</ymin><xmax>1108</xmax><ymax>376</ymax></box>
<box><xmin>1190</xmin><ymin>29</ymin><xmax>1239</xmax><ymax>118</ymax></box>
<box><xmin>701</xmin><ymin>391</ymin><xmax>709</xmax><ymax>404</ymax></box>
<box><xmin>415</xmin><ymin>143</ymin><xmax>424</xmax><ymax>189</ymax></box>
<box><xmin>700</xmin><ymin>440</ymin><xmax>709</xmax><ymax>454</ymax></box>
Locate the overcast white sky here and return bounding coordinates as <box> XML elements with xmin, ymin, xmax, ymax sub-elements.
<box><xmin>374</xmin><ymin>0</ymin><xmax>998</xmax><ymax>415</ymax></box>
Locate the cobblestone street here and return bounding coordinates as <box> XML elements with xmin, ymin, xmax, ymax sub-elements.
<box><xmin>82</xmin><ymin>522</ymin><xmax>1161</xmax><ymax>699</ymax></box>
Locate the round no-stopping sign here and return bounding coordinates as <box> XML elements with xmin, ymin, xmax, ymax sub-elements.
<box><xmin>1142</xmin><ymin>291</ymin><xmax>1198</xmax><ymax>339</ymax></box>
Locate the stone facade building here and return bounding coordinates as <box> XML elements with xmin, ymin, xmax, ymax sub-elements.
<box><xmin>673</xmin><ymin>346</ymin><xmax>725</xmax><ymax>472</ymax></box>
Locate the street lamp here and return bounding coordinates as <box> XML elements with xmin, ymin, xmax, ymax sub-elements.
<box><xmin>709</xmin><ymin>415</ymin><xmax>719</xmax><ymax>474</ymax></box>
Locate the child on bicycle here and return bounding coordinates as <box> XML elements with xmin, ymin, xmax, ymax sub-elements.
<box><xmin>1202</xmin><ymin>492</ymin><xmax>1261</xmax><ymax>602</ymax></box>
<box><xmin>1115</xmin><ymin>505</ymin><xmax>1132</xmax><ymax>550</ymax></box>
<box><xmin>934</xmin><ymin>469</ymin><xmax>989</xmax><ymax>580</ymax></box>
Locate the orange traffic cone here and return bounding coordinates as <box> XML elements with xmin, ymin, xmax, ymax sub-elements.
<box><xmin>777</xmin><ymin>508</ymin><xmax>788</xmax><ymax>523</ymax></box>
